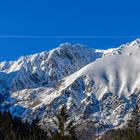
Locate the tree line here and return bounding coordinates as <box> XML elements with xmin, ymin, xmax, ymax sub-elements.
<box><xmin>0</xmin><ymin>104</ymin><xmax>140</xmax><ymax>140</ymax></box>
<box><xmin>0</xmin><ymin>111</ymin><xmax>48</xmax><ymax>140</ymax></box>
<box><xmin>0</xmin><ymin>106</ymin><xmax>77</xmax><ymax>140</ymax></box>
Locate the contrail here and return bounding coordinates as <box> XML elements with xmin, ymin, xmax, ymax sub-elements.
<box><xmin>0</xmin><ymin>35</ymin><xmax>139</xmax><ymax>39</ymax></box>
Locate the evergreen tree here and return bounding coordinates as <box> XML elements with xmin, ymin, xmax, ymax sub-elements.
<box><xmin>127</xmin><ymin>104</ymin><xmax>140</xmax><ymax>135</ymax></box>
<box><xmin>49</xmin><ymin>105</ymin><xmax>77</xmax><ymax>140</ymax></box>
<box><xmin>0</xmin><ymin>110</ymin><xmax>50</xmax><ymax>140</ymax></box>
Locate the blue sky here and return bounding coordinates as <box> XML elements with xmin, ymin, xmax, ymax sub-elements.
<box><xmin>0</xmin><ymin>0</ymin><xmax>140</xmax><ymax>61</ymax></box>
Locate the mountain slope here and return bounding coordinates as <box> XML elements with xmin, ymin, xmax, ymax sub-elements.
<box><xmin>1</xmin><ymin>39</ymin><xmax>140</xmax><ymax>137</ymax></box>
<box><xmin>60</xmin><ymin>39</ymin><xmax>140</xmax><ymax>123</ymax></box>
<box><xmin>40</xmin><ymin>39</ymin><xmax>140</xmax><ymax>127</ymax></box>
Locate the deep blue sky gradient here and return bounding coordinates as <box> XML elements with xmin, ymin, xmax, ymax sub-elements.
<box><xmin>0</xmin><ymin>0</ymin><xmax>140</xmax><ymax>61</ymax></box>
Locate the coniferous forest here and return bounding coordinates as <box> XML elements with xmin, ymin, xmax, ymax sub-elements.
<box><xmin>0</xmin><ymin>111</ymin><xmax>48</xmax><ymax>140</ymax></box>
<box><xmin>0</xmin><ymin>105</ymin><xmax>140</xmax><ymax>140</ymax></box>
<box><xmin>0</xmin><ymin>106</ymin><xmax>77</xmax><ymax>140</ymax></box>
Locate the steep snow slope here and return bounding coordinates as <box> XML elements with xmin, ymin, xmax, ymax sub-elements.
<box><xmin>57</xmin><ymin>39</ymin><xmax>140</xmax><ymax>127</ymax></box>
<box><xmin>1</xmin><ymin>39</ymin><xmax>140</xmax><ymax>137</ymax></box>
<box><xmin>63</xmin><ymin>50</ymin><xmax>140</xmax><ymax>99</ymax></box>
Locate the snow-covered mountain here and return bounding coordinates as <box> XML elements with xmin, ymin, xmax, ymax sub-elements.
<box><xmin>0</xmin><ymin>43</ymin><xmax>103</xmax><ymax>91</ymax></box>
<box><xmin>0</xmin><ymin>39</ymin><xmax>140</xmax><ymax>137</ymax></box>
